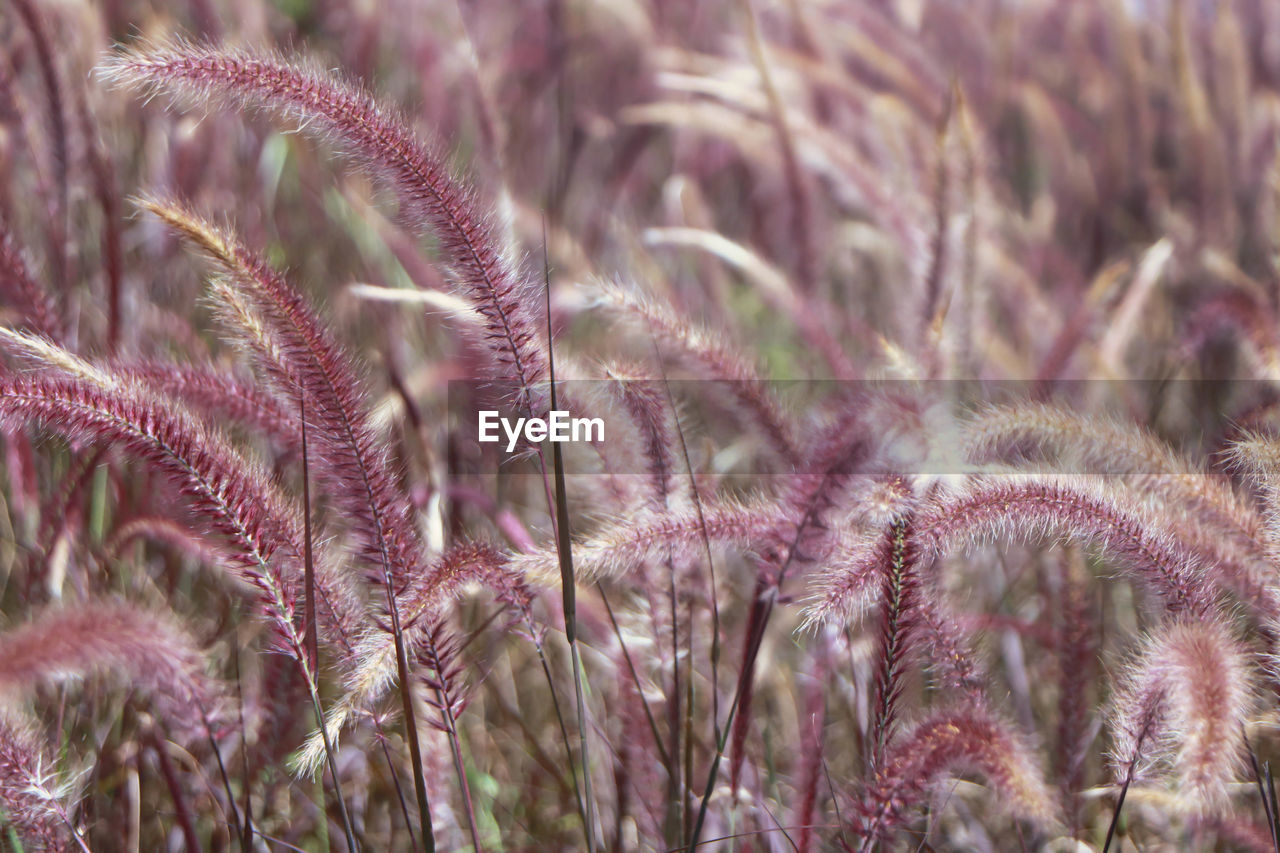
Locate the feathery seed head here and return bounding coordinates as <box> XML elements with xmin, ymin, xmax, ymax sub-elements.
<box><xmin>1110</xmin><ymin>616</ymin><xmax>1255</xmax><ymax>814</ymax></box>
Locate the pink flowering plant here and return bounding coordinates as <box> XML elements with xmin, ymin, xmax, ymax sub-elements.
<box><xmin>1</xmin><ymin>1</ymin><xmax>1280</xmax><ymax>850</ymax></box>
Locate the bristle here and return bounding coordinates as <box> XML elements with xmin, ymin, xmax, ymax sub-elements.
<box><xmin>0</xmin><ymin>372</ymin><xmax>363</xmax><ymax>658</ymax></box>
<box><xmin>0</xmin><ymin>327</ymin><xmax>118</xmax><ymax>387</ymax></box>
<box><xmin>0</xmin><ymin>600</ymin><xmax>218</xmax><ymax>736</ymax></box>
<box><xmin>592</xmin><ymin>281</ymin><xmax>800</xmax><ymax>466</ymax></box>
<box><xmin>507</xmin><ymin>495</ymin><xmax>790</xmax><ymax>583</ymax></box>
<box><xmin>915</xmin><ymin>475</ymin><xmax>1218</xmax><ymax>615</ymax></box>
<box><xmin>140</xmin><ymin>196</ymin><xmax>425</xmax><ymax>593</ymax></box>
<box><xmin>1110</xmin><ymin>616</ymin><xmax>1255</xmax><ymax>814</ymax></box>
<box><xmin>297</xmin><ymin>542</ymin><xmax>526</xmax><ymax>776</ymax></box>
<box><xmin>113</xmin><ymin>360</ymin><xmax>301</xmax><ymax>452</ymax></box>
<box><xmin>601</xmin><ymin>367</ymin><xmax>682</xmax><ymax>510</ymax></box>
<box><xmin>106</xmin><ymin>516</ymin><xmax>239</xmax><ymax>579</ymax></box>
<box><xmin>0</xmin><ymin>714</ymin><xmax>73</xmax><ymax>852</ymax></box>
<box><xmin>0</xmin><ymin>222</ymin><xmax>61</xmax><ymax>341</ymax></box>
<box><xmin>858</xmin><ymin>702</ymin><xmax>1059</xmax><ymax>842</ymax></box>
<box><xmin>105</xmin><ymin>47</ymin><xmax>549</xmax><ymax>406</ymax></box>
<box><xmin>968</xmin><ymin>404</ymin><xmax>1258</xmax><ymax>525</ymax></box>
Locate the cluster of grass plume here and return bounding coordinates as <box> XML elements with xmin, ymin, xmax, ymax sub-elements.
<box><xmin>3</xmin><ymin>1</ymin><xmax>1280</xmax><ymax>850</ymax></box>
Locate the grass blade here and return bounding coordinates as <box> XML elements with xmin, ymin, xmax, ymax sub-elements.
<box><xmin>545</xmin><ymin>220</ymin><xmax>598</xmax><ymax>852</ymax></box>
